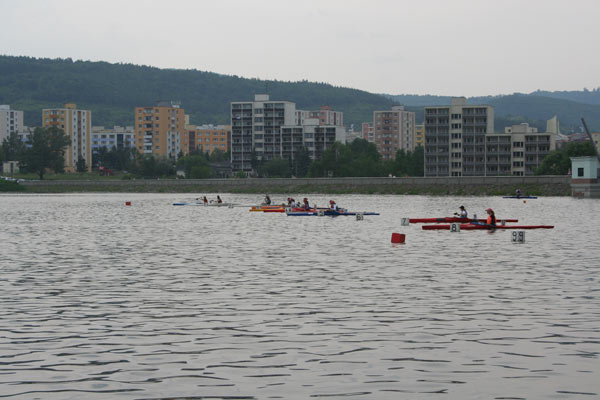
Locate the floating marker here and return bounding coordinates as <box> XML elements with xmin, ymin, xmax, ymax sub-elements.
<box><xmin>391</xmin><ymin>233</ymin><xmax>406</xmax><ymax>244</ymax></box>
<box><xmin>356</xmin><ymin>213</ymin><xmax>364</xmax><ymax>221</ymax></box>
<box><xmin>450</xmin><ymin>223</ymin><xmax>460</xmax><ymax>232</ymax></box>
<box><xmin>511</xmin><ymin>231</ymin><xmax>526</xmax><ymax>243</ymax></box>
<box><xmin>125</xmin><ymin>201</ymin><xmax>131</xmax><ymax>206</ymax></box>
<box><xmin>523</xmin><ymin>200</ymin><xmax>527</xmax><ymax>204</ymax></box>
<box><xmin>401</xmin><ymin>218</ymin><xmax>410</xmax><ymax>226</ymax></box>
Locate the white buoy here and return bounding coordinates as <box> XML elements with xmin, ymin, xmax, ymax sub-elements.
<box><xmin>450</xmin><ymin>223</ymin><xmax>461</xmax><ymax>233</ymax></box>
<box><xmin>401</xmin><ymin>218</ymin><xmax>410</xmax><ymax>226</ymax></box>
<box><xmin>511</xmin><ymin>231</ymin><xmax>525</xmax><ymax>243</ymax></box>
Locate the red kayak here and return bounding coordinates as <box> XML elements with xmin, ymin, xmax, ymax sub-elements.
<box><xmin>423</xmin><ymin>224</ymin><xmax>554</xmax><ymax>230</ymax></box>
<box><xmin>410</xmin><ymin>217</ymin><xmax>518</xmax><ymax>223</ymax></box>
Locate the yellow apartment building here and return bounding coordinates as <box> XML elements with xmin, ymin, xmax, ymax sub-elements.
<box><xmin>184</xmin><ymin>124</ymin><xmax>231</xmax><ymax>155</ymax></box>
<box><xmin>414</xmin><ymin>124</ymin><xmax>424</xmax><ymax>148</ymax></box>
<box><xmin>134</xmin><ymin>102</ymin><xmax>185</xmax><ymax>159</ymax></box>
<box><xmin>42</xmin><ymin>103</ymin><xmax>92</xmax><ymax>172</ymax></box>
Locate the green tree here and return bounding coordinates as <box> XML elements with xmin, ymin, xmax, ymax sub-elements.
<box><xmin>293</xmin><ymin>146</ymin><xmax>311</xmax><ymax>177</ymax></box>
<box><xmin>76</xmin><ymin>156</ymin><xmax>87</xmax><ymax>172</ymax></box>
<box><xmin>258</xmin><ymin>157</ymin><xmax>292</xmax><ymax>177</ymax></box>
<box><xmin>131</xmin><ymin>154</ymin><xmax>175</xmax><ymax>178</ymax></box>
<box><xmin>1</xmin><ymin>131</ymin><xmax>26</xmax><ymax>161</ymax></box>
<box><xmin>21</xmin><ymin>127</ymin><xmax>70</xmax><ymax>179</ymax></box>
<box><xmin>535</xmin><ymin>141</ymin><xmax>596</xmax><ymax>175</ymax></box>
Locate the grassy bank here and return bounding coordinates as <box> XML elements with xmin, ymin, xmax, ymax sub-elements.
<box><xmin>16</xmin><ymin>182</ymin><xmax>571</xmax><ymax>196</ymax></box>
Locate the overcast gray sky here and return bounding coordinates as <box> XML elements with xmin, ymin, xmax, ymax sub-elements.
<box><xmin>1</xmin><ymin>0</ymin><xmax>598</xmax><ymax>97</ymax></box>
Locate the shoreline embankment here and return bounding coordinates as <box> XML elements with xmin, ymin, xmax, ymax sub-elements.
<box><xmin>17</xmin><ymin>176</ymin><xmax>571</xmax><ymax>196</ymax></box>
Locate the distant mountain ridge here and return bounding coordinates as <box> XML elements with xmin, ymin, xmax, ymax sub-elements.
<box><xmin>0</xmin><ymin>55</ymin><xmax>398</xmax><ymax>129</ymax></box>
<box><xmin>0</xmin><ymin>55</ymin><xmax>598</xmax><ymax>132</ymax></box>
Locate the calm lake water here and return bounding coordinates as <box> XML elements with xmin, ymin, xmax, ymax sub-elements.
<box><xmin>0</xmin><ymin>193</ymin><xmax>598</xmax><ymax>399</ymax></box>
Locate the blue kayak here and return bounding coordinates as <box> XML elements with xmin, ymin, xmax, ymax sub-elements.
<box><xmin>502</xmin><ymin>196</ymin><xmax>537</xmax><ymax>199</ymax></box>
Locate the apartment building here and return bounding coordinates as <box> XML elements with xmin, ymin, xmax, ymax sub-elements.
<box><xmin>42</xmin><ymin>103</ymin><xmax>92</xmax><ymax>172</ymax></box>
<box><xmin>230</xmin><ymin>94</ymin><xmax>345</xmax><ymax>171</ymax></box>
<box><xmin>0</xmin><ymin>105</ymin><xmax>24</xmax><ymax>142</ymax></box>
<box><xmin>414</xmin><ymin>124</ymin><xmax>425</xmax><ymax>148</ymax></box>
<box><xmin>424</xmin><ymin>97</ymin><xmax>494</xmax><ymax>177</ymax></box>
<box><xmin>485</xmin><ymin>123</ymin><xmax>555</xmax><ymax>176</ymax></box>
<box><xmin>425</xmin><ymin>98</ymin><xmax>557</xmax><ymax>176</ymax></box>
<box><xmin>296</xmin><ymin>106</ymin><xmax>343</xmax><ymax>126</ymax></box>
<box><xmin>373</xmin><ymin>106</ymin><xmax>416</xmax><ymax>160</ymax></box>
<box><xmin>91</xmin><ymin>126</ymin><xmax>136</xmax><ymax>153</ymax></box>
<box><xmin>184</xmin><ymin>124</ymin><xmax>231</xmax><ymax>155</ymax></box>
<box><xmin>361</xmin><ymin>122</ymin><xmax>374</xmax><ymax>142</ymax></box>
<box><xmin>134</xmin><ymin>102</ymin><xmax>185</xmax><ymax>159</ymax></box>
<box><xmin>280</xmin><ymin>122</ymin><xmax>345</xmax><ymax>162</ymax></box>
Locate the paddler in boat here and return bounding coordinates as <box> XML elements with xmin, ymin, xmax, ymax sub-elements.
<box><xmin>329</xmin><ymin>200</ymin><xmax>338</xmax><ymax>211</ymax></box>
<box><xmin>302</xmin><ymin>197</ymin><xmax>310</xmax><ymax>210</ymax></box>
<box><xmin>486</xmin><ymin>208</ymin><xmax>496</xmax><ymax>227</ymax></box>
<box><xmin>516</xmin><ymin>188</ymin><xmax>522</xmax><ymax>198</ymax></box>
<box><xmin>263</xmin><ymin>195</ymin><xmax>271</xmax><ymax>205</ymax></box>
<box><xmin>202</xmin><ymin>196</ymin><xmax>208</xmax><ymax>205</ymax></box>
<box><xmin>454</xmin><ymin>205</ymin><xmax>468</xmax><ymax>218</ymax></box>
<box><xmin>217</xmin><ymin>195</ymin><xmax>223</xmax><ymax>204</ymax></box>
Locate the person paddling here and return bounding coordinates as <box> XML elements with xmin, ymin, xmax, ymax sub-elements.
<box><xmin>516</xmin><ymin>188</ymin><xmax>522</xmax><ymax>199</ymax></box>
<box><xmin>454</xmin><ymin>205</ymin><xmax>468</xmax><ymax>218</ymax></box>
<box><xmin>263</xmin><ymin>195</ymin><xmax>271</xmax><ymax>205</ymax></box>
<box><xmin>302</xmin><ymin>197</ymin><xmax>310</xmax><ymax>210</ymax></box>
<box><xmin>486</xmin><ymin>208</ymin><xmax>496</xmax><ymax>227</ymax></box>
<box><xmin>217</xmin><ymin>195</ymin><xmax>223</xmax><ymax>204</ymax></box>
<box><xmin>202</xmin><ymin>196</ymin><xmax>208</xmax><ymax>205</ymax></box>
<box><xmin>329</xmin><ymin>200</ymin><xmax>338</xmax><ymax>211</ymax></box>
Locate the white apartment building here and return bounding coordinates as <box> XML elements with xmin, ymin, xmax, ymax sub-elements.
<box><xmin>230</xmin><ymin>94</ymin><xmax>345</xmax><ymax>171</ymax></box>
<box><xmin>42</xmin><ymin>103</ymin><xmax>92</xmax><ymax>172</ymax></box>
<box><xmin>0</xmin><ymin>105</ymin><xmax>24</xmax><ymax>142</ymax></box>
<box><xmin>425</xmin><ymin>97</ymin><xmax>557</xmax><ymax>176</ymax></box>
<box><xmin>91</xmin><ymin>126</ymin><xmax>136</xmax><ymax>152</ymax></box>
<box><xmin>425</xmin><ymin>97</ymin><xmax>494</xmax><ymax>176</ymax></box>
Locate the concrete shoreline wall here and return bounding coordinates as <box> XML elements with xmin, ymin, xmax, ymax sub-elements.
<box><xmin>22</xmin><ymin>176</ymin><xmax>569</xmax><ymax>187</ymax></box>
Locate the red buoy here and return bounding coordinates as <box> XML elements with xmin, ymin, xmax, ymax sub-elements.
<box><xmin>391</xmin><ymin>233</ymin><xmax>405</xmax><ymax>243</ymax></box>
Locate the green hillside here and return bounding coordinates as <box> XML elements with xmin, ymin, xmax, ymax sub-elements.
<box><xmin>0</xmin><ymin>55</ymin><xmax>398</xmax><ymax>128</ymax></box>
<box><xmin>2</xmin><ymin>55</ymin><xmax>598</xmax><ymax>132</ymax></box>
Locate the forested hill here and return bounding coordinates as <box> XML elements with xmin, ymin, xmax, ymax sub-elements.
<box><xmin>2</xmin><ymin>55</ymin><xmax>598</xmax><ymax>132</ymax></box>
<box><xmin>385</xmin><ymin>92</ymin><xmax>600</xmax><ymax>132</ymax></box>
<box><xmin>0</xmin><ymin>55</ymin><xmax>398</xmax><ymax>128</ymax></box>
